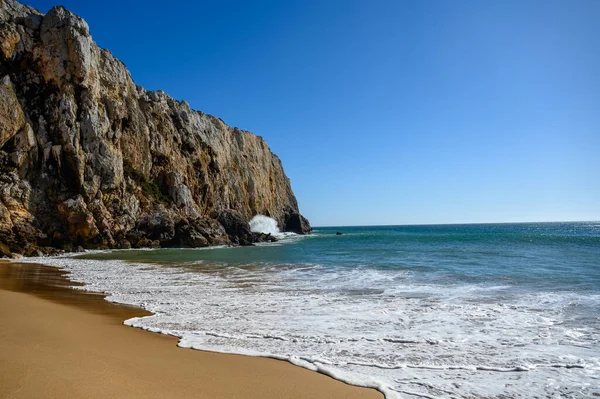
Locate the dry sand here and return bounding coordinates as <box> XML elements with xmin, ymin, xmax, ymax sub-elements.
<box><xmin>0</xmin><ymin>261</ymin><xmax>382</xmax><ymax>399</ymax></box>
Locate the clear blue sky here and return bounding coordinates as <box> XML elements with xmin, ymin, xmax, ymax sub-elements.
<box><xmin>27</xmin><ymin>0</ymin><xmax>600</xmax><ymax>226</ymax></box>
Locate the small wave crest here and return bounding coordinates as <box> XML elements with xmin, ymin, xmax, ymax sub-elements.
<box><xmin>15</xmin><ymin>247</ymin><xmax>600</xmax><ymax>399</ymax></box>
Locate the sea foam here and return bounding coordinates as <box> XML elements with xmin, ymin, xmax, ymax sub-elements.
<box><xmin>18</xmin><ymin>251</ymin><xmax>600</xmax><ymax>399</ymax></box>
<box><xmin>249</xmin><ymin>214</ymin><xmax>294</xmax><ymax>238</ymax></box>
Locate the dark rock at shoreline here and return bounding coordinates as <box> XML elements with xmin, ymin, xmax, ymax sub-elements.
<box><xmin>171</xmin><ymin>217</ymin><xmax>229</xmax><ymax>248</ymax></box>
<box><xmin>283</xmin><ymin>211</ymin><xmax>312</xmax><ymax>234</ymax></box>
<box><xmin>251</xmin><ymin>232</ymin><xmax>278</xmax><ymax>244</ymax></box>
<box><xmin>212</xmin><ymin>209</ymin><xmax>254</xmax><ymax>245</ymax></box>
<box><xmin>0</xmin><ymin>0</ymin><xmax>309</xmax><ymax>257</ymax></box>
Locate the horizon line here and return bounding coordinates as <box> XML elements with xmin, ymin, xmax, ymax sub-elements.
<box><xmin>312</xmin><ymin>219</ymin><xmax>600</xmax><ymax>229</ymax></box>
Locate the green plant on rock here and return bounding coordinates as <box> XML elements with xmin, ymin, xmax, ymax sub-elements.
<box><xmin>45</xmin><ymin>188</ymin><xmax>57</xmax><ymax>201</ymax></box>
<box><xmin>123</xmin><ymin>159</ymin><xmax>169</xmax><ymax>203</ymax></box>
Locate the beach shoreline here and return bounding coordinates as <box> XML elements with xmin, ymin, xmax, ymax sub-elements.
<box><xmin>0</xmin><ymin>260</ymin><xmax>382</xmax><ymax>399</ymax></box>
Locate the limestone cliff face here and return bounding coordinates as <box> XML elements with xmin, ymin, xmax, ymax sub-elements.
<box><xmin>0</xmin><ymin>0</ymin><xmax>310</xmax><ymax>256</ymax></box>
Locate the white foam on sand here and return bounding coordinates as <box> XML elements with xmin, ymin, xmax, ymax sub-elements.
<box><xmin>18</xmin><ymin>254</ymin><xmax>600</xmax><ymax>399</ymax></box>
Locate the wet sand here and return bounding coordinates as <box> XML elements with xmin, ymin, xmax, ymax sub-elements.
<box><xmin>0</xmin><ymin>261</ymin><xmax>382</xmax><ymax>399</ymax></box>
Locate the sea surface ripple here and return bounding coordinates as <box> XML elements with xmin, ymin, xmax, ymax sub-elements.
<box><xmin>22</xmin><ymin>222</ymin><xmax>600</xmax><ymax>398</ymax></box>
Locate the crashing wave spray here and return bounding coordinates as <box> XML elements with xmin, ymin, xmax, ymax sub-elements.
<box><xmin>249</xmin><ymin>215</ymin><xmax>290</xmax><ymax>238</ymax></box>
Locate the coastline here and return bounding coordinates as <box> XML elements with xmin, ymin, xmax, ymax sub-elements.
<box><xmin>0</xmin><ymin>261</ymin><xmax>382</xmax><ymax>399</ymax></box>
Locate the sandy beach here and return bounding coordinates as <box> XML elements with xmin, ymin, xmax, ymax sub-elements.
<box><xmin>0</xmin><ymin>261</ymin><xmax>382</xmax><ymax>399</ymax></box>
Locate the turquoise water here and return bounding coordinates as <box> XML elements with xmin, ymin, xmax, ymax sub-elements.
<box><xmin>84</xmin><ymin>221</ymin><xmax>600</xmax><ymax>292</ymax></box>
<box><xmin>29</xmin><ymin>221</ymin><xmax>600</xmax><ymax>398</ymax></box>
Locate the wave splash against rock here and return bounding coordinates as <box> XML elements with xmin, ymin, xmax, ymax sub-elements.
<box><xmin>249</xmin><ymin>214</ymin><xmax>296</xmax><ymax>239</ymax></box>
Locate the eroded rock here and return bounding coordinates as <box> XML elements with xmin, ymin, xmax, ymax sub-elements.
<box><xmin>57</xmin><ymin>195</ymin><xmax>100</xmax><ymax>243</ymax></box>
<box><xmin>0</xmin><ymin>0</ymin><xmax>310</xmax><ymax>257</ymax></box>
<box><xmin>0</xmin><ymin>75</ymin><xmax>26</xmax><ymax>148</ymax></box>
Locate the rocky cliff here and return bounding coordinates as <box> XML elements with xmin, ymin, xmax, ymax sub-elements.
<box><xmin>0</xmin><ymin>0</ymin><xmax>310</xmax><ymax>257</ymax></box>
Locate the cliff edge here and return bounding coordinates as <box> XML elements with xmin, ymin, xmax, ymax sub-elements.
<box><xmin>0</xmin><ymin>0</ymin><xmax>310</xmax><ymax>257</ymax></box>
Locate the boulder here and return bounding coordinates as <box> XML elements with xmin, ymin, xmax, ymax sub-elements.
<box><xmin>172</xmin><ymin>218</ymin><xmax>209</xmax><ymax>248</ymax></box>
<box><xmin>212</xmin><ymin>209</ymin><xmax>254</xmax><ymax>245</ymax></box>
<box><xmin>136</xmin><ymin>210</ymin><xmax>175</xmax><ymax>244</ymax></box>
<box><xmin>252</xmin><ymin>232</ymin><xmax>277</xmax><ymax>243</ymax></box>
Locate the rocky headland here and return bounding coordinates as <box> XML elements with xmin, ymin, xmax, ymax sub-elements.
<box><xmin>0</xmin><ymin>0</ymin><xmax>310</xmax><ymax>257</ymax></box>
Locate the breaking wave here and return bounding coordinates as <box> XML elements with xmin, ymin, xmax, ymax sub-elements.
<box><xmin>249</xmin><ymin>214</ymin><xmax>295</xmax><ymax>238</ymax></box>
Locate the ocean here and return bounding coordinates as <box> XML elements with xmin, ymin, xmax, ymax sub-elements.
<box><xmin>23</xmin><ymin>221</ymin><xmax>600</xmax><ymax>398</ymax></box>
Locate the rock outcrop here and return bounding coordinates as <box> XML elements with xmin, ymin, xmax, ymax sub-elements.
<box><xmin>0</xmin><ymin>0</ymin><xmax>310</xmax><ymax>257</ymax></box>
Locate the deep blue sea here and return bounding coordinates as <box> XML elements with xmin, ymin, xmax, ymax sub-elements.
<box><xmin>26</xmin><ymin>221</ymin><xmax>600</xmax><ymax>398</ymax></box>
